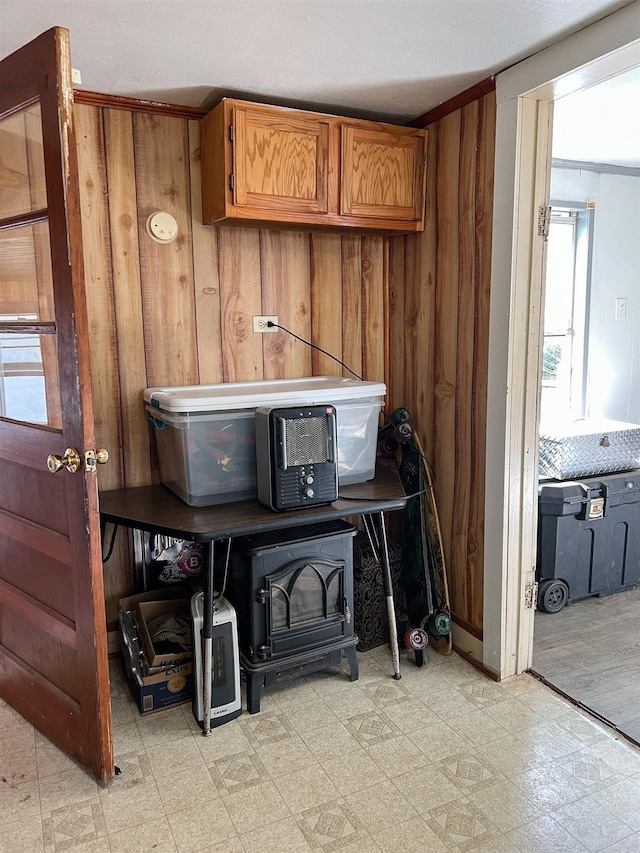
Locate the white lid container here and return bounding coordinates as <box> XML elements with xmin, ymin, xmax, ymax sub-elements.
<box><xmin>145</xmin><ymin>376</ymin><xmax>386</xmax><ymax>502</ymax></box>
<box><xmin>144</xmin><ymin>376</ymin><xmax>386</xmax><ymax>413</ymax></box>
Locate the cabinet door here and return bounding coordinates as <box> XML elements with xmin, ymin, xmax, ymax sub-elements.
<box><xmin>340</xmin><ymin>126</ymin><xmax>425</xmax><ymax>222</ymax></box>
<box><xmin>232</xmin><ymin>105</ymin><xmax>330</xmax><ymax>217</ymax></box>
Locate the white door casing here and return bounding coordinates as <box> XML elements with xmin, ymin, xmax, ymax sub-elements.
<box><xmin>485</xmin><ymin>1</ymin><xmax>640</xmax><ymax>679</ymax></box>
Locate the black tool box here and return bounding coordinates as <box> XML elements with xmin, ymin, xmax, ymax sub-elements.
<box><xmin>537</xmin><ymin>470</ymin><xmax>640</xmax><ymax>612</ymax></box>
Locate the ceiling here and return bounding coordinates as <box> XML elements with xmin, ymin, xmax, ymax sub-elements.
<box><xmin>0</xmin><ymin>0</ymin><xmax>635</xmax><ymax>122</ymax></box>
<box><xmin>553</xmin><ymin>65</ymin><xmax>640</xmax><ymax>167</ymax></box>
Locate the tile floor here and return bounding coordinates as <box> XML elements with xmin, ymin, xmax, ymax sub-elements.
<box><xmin>2</xmin><ymin>646</ymin><xmax>640</xmax><ymax>852</ymax></box>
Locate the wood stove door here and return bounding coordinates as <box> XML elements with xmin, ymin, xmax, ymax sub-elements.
<box><xmin>257</xmin><ymin>557</ymin><xmax>350</xmax><ymax>659</ymax></box>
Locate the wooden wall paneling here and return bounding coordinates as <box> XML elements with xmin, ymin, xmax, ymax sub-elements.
<box><xmin>469</xmin><ymin>91</ymin><xmax>496</xmax><ymax>630</ymax></box>
<box><xmin>401</xmin><ymin>231</ymin><xmax>418</xmax><ymax>414</ymax></box>
<box><xmin>67</xmin><ymin>97</ymin><xmax>496</xmax><ymax>635</ymax></box>
<box><xmin>75</xmin><ymin>105</ymin><xmax>122</xmax><ymax>491</ymax></box>
<box><xmin>402</xmin><ymin>191</ymin><xmax>436</xmax><ymax>457</ymax></box>
<box><xmin>360</xmin><ymin>236</ymin><xmax>385</xmax><ymax>382</ymax></box>
<box><xmin>260</xmin><ymin>230</ymin><xmax>312</xmax><ymax>379</ymax></box>
<box><xmin>188</xmin><ymin>120</ymin><xmax>224</xmax><ymax>385</ymax></box>
<box><xmin>451</xmin><ymin>100</ymin><xmax>479</xmax><ymax>625</ymax></box>
<box><xmin>410</xmin><ymin>78</ymin><xmax>495</xmax><ymax>129</ymax></box>
<box><xmin>399</xmin><ymin>123</ymin><xmax>437</xmax><ymax>463</ymax></box>
<box><xmin>217</xmin><ymin>228</ymin><xmax>263</xmax><ymax>382</ymax></box>
<box><xmin>433</xmin><ymin>111</ymin><xmax>461</xmax><ymax>608</ymax></box>
<box><xmin>418</xmin><ymin>126</ymin><xmax>438</xmax><ymax>464</ymax></box>
<box><xmin>382</xmin><ymin>238</ymin><xmax>391</xmax><ymax>397</ymax></box>
<box><xmin>346</xmin><ymin>233</ymin><xmax>381</xmax><ymax>545</ymax></box>
<box><xmin>405</xmin><ymin>235</ymin><xmax>435</xmax><ymax>452</ymax></box>
<box><xmin>309</xmin><ymin>232</ymin><xmax>343</xmax><ymax>376</ymax></box>
<box><xmin>133</xmin><ymin>113</ymin><xmax>199</xmax><ymax>388</ymax></box>
<box><xmin>385</xmin><ymin>235</ymin><xmax>405</xmax><ymax>548</ymax></box>
<box><xmin>75</xmin><ymin>105</ymin><xmax>130</xmax><ymax>619</ymax></box>
<box><xmin>103</xmin><ymin>107</ymin><xmax>151</xmax><ymax>489</ymax></box>
<box><xmin>387</xmin><ymin>235</ymin><xmax>406</xmax><ymax>413</ymax></box>
<box><xmin>74</xmin><ymin>90</ymin><xmax>207</xmax><ymax>121</ymax></box>
<box><xmin>388</xmin><ymin>92</ymin><xmax>496</xmax><ymax>647</ymax></box>
<box><xmin>341</xmin><ymin>236</ymin><xmax>363</xmax><ymax>380</ymax></box>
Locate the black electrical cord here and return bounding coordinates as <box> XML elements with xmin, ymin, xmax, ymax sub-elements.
<box><xmin>267</xmin><ymin>320</ymin><xmax>436</xmax><ymax>485</ymax></box>
<box><xmin>213</xmin><ymin>537</ymin><xmax>232</xmax><ymax>600</ymax></box>
<box><xmin>338</xmin><ymin>487</ymin><xmax>427</xmax><ymax>502</ymax></box>
<box><xmin>266</xmin><ymin>321</ymin><xmax>363</xmax><ymax>381</ymax></box>
<box><xmin>102</xmin><ymin>523</ymin><xmax>119</xmax><ymax>563</ymax></box>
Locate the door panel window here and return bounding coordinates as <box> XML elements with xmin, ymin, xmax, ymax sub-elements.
<box><xmin>0</xmin><ymin>104</ymin><xmax>47</xmax><ymax>218</ymax></box>
<box><xmin>0</xmin><ymin>223</ymin><xmax>54</xmax><ymax>320</ymax></box>
<box><xmin>0</xmin><ymin>325</ymin><xmax>61</xmax><ymax>427</ymax></box>
<box><xmin>0</xmin><ymin>102</ymin><xmax>59</xmax><ymax>428</ymax></box>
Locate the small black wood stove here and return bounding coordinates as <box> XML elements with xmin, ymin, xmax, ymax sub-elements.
<box><xmin>226</xmin><ymin>520</ymin><xmax>358</xmax><ymax>713</ymax></box>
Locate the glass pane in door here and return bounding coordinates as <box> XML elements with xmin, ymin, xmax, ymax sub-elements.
<box><xmin>0</xmin><ymin>222</ymin><xmax>54</xmax><ymax>320</ymax></box>
<box><xmin>0</xmin><ymin>104</ymin><xmax>47</xmax><ymax>218</ymax></box>
<box><xmin>0</xmin><ymin>101</ymin><xmax>60</xmax><ymax>428</ymax></box>
<box><xmin>0</xmin><ymin>330</ymin><xmax>61</xmax><ymax>428</ymax></box>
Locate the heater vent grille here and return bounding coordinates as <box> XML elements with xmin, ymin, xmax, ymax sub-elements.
<box><xmin>284</xmin><ymin>416</ymin><xmax>328</xmax><ymax>466</ymax></box>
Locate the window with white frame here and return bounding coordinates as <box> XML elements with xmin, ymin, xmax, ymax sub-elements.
<box><xmin>540</xmin><ymin>203</ymin><xmax>593</xmax><ymax>422</ymax></box>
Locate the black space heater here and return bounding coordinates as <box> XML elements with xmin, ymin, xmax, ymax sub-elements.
<box><xmin>255</xmin><ymin>404</ymin><xmax>338</xmax><ymax>511</ymax></box>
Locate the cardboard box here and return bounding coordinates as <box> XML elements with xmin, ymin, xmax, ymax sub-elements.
<box><xmin>118</xmin><ymin>586</ymin><xmax>194</xmax><ymax>715</ymax></box>
<box><xmin>120</xmin><ymin>652</ymin><xmax>193</xmax><ymax>716</ymax></box>
<box><xmin>119</xmin><ymin>585</ymin><xmax>188</xmax><ymax>615</ymax></box>
<box><xmin>137</xmin><ymin>598</ymin><xmax>192</xmax><ymax>668</ymax></box>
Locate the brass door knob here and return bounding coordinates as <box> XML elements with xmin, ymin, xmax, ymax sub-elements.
<box><xmin>47</xmin><ymin>447</ymin><xmax>81</xmax><ymax>474</ymax></box>
<box><xmin>84</xmin><ymin>448</ymin><xmax>110</xmax><ymax>473</ymax></box>
<box><xmin>47</xmin><ymin>455</ymin><xmax>64</xmax><ymax>473</ymax></box>
<box><xmin>47</xmin><ymin>447</ymin><xmax>110</xmax><ymax>474</ymax></box>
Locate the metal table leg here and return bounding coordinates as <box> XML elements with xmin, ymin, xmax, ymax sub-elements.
<box><xmin>369</xmin><ymin>512</ymin><xmax>402</xmax><ymax>680</ymax></box>
<box><xmin>202</xmin><ymin>540</ymin><xmax>214</xmax><ymax>736</ymax></box>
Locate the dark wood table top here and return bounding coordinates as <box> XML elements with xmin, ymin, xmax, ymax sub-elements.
<box><xmin>99</xmin><ymin>458</ymin><xmax>407</xmax><ymax>541</ymax></box>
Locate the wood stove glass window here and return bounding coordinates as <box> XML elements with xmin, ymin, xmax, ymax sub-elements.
<box><xmin>271</xmin><ymin>559</ymin><xmax>344</xmax><ymax>630</ymax></box>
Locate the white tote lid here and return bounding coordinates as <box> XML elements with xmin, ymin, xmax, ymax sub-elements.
<box><xmin>144</xmin><ymin>376</ymin><xmax>386</xmax><ymax>413</ymax></box>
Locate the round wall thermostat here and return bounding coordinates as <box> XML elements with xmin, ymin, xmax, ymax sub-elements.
<box><xmin>146</xmin><ymin>211</ymin><xmax>178</xmax><ymax>243</ymax></box>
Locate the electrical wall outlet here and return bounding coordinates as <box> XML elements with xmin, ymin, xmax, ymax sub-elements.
<box><xmin>253</xmin><ymin>315</ymin><xmax>278</xmax><ymax>333</ymax></box>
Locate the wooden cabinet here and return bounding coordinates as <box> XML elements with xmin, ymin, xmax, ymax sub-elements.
<box><xmin>340</xmin><ymin>125</ymin><xmax>425</xmax><ymax>223</ymax></box>
<box><xmin>231</xmin><ymin>104</ymin><xmax>330</xmax><ymax>217</ymax></box>
<box><xmin>200</xmin><ymin>99</ymin><xmax>426</xmax><ymax>233</ymax></box>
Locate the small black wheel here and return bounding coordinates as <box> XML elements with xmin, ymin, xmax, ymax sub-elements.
<box><xmin>404</xmin><ymin>627</ymin><xmax>429</xmax><ymax>651</ymax></box>
<box><xmin>539</xmin><ymin>579</ymin><xmax>569</xmax><ymax>613</ymax></box>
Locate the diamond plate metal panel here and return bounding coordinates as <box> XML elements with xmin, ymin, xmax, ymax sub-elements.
<box><xmin>539</xmin><ymin>420</ymin><xmax>640</xmax><ymax>480</ymax></box>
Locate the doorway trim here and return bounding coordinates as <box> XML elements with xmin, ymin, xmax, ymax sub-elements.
<box><xmin>484</xmin><ymin>1</ymin><xmax>640</xmax><ymax>679</ymax></box>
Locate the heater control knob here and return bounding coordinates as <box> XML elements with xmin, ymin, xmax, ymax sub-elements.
<box><xmin>305</xmin><ymin>487</ymin><xmax>315</xmax><ymax>498</ymax></box>
<box><xmin>305</xmin><ymin>475</ymin><xmax>314</xmax><ymax>485</ymax></box>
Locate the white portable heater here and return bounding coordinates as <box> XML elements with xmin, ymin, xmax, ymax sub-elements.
<box><xmin>191</xmin><ymin>592</ymin><xmax>241</xmax><ymax>728</ymax></box>
<box><xmin>255</xmin><ymin>404</ymin><xmax>339</xmax><ymax>511</ymax></box>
